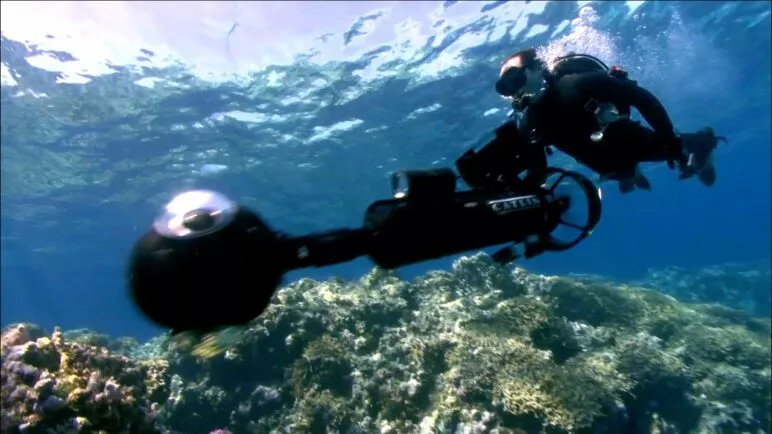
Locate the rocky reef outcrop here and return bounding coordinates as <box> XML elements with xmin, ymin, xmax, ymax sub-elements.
<box><xmin>2</xmin><ymin>254</ymin><xmax>770</xmax><ymax>434</ymax></box>
<box><xmin>632</xmin><ymin>258</ymin><xmax>772</xmax><ymax>317</ymax></box>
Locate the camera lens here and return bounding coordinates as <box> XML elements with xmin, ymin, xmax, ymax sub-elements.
<box><xmin>153</xmin><ymin>190</ymin><xmax>237</xmax><ymax>240</ymax></box>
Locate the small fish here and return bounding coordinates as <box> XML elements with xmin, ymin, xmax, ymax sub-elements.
<box><xmin>172</xmin><ymin>326</ymin><xmax>246</xmax><ymax>359</ymax></box>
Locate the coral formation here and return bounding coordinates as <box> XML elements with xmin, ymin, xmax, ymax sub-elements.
<box><xmin>2</xmin><ymin>254</ymin><xmax>770</xmax><ymax>433</ymax></box>
<box><xmin>1</xmin><ymin>323</ymin><xmax>167</xmax><ymax>433</ymax></box>
<box><xmin>632</xmin><ymin>259</ymin><xmax>771</xmax><ymax>317</ymax></box>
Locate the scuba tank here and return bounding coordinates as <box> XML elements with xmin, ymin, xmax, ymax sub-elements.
<box><xmin>549</xmin><ymin>53</ymin><xmax>636</xmax><ymax>142</ymax></box>
<box><xmin>550</xmin><ymin>53</ymin><xmax>635</xmax><ymax>83</ymax></box>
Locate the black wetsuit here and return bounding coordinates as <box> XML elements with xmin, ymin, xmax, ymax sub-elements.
<box><xmin>519</xmin><ymin>71</ymin><xmax>680</xmax><ymax>177</ymax></box>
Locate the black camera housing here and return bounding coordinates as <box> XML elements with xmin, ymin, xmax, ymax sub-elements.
<box><xmin>127</xmin><ymin>121</ymin><xmax>601</xmax><ymax>333</ymax></box>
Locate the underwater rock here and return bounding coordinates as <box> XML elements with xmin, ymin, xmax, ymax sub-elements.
<box><xmin>3</xmin><ymin>253</ymin><xmax>770</xmax><ymax>434</ymax></box>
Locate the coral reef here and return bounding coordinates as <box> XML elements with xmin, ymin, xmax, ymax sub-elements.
<box><xmin>632</xmin><ymin>259</ymin><xmax>772</xmax><ymax>317</ymax></box>
<box><xmin>1</xmin><ymin>323</ymin><xmax>167</xmax><ymax>433</ymax></box>
<box><xmin>2</xmin><ymin>254</ymin><xmax>770</xmax><ymax>433</ymax></box>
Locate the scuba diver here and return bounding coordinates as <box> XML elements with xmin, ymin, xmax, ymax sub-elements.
<box><xmin>494</xmin><ymin>48</ymin><xmax>726</xmax><ymax>193</ymax></box>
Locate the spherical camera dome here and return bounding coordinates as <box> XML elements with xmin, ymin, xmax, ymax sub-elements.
<box><xmin>153</xmin><ymin>190</ymin><xmax>238</xmax><ymax>239</ymax></box>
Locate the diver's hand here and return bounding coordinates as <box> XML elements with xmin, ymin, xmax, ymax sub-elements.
<box><xmin>665</xmin><ymin>134</ymin><xmax>686</xmax><ymax>170</ymax></box>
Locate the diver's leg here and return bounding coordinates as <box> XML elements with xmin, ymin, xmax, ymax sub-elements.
<box><xmin>602</xmin><ymin>121</ymin><xmax>723</xmax><ymax>187</ymax></box>
<box><xmin>624</xmin><ymin>125</ymin><xmax>726</xmax><ymax>186</ymax></box>
<box><xmin>577</xmin><ymin>122</ymin><xmax>660</xmax><ymax>192</ymax></box>
<box><xmin>550</xmin><ymin>141</ymin><xmax>644</xmax><ymax>193</ymax></box>
<box><xmin>601</xmin><ymin>120</ymin><xmax>670</xmax><ymax>163</ymax></box>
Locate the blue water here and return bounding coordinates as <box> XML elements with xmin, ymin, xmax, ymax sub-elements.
<box><xmin>1</xmin><ymin>1</ymin><xmax>770</xmax><ymax>341</ymax></box>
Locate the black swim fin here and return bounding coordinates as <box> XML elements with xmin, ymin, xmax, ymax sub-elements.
<box><xmin>634</xmin><ymin>168</ymin><xmax>652</xmax><ymax>191</ymax></box>
<box><xmin>678</xmin><ymin>166</ymin><xmax>696</xmax><ymax>181</ymax></box>
<box><xmin>618</xmin><ymin>165</ymin><xmax>651</xmax><ymax>194</ymax></box>
<box><xmin>698</xmin><ymin>160</ymin><xmax>716</xmax><ymax>186</ymax></box>
<box><xmin>618</xmin><ymin>179</ymin><xmax>636</xmax><ymax>194</ymax></box>
<box><xmin>607</xmin><ymin>165</ymin><xmax>651</xmax><ymax>194</ymax></box>
<box><xmin>679</xmin><ymin>127</ymin><xmax>725</xmax><ymax>187</ymax></box>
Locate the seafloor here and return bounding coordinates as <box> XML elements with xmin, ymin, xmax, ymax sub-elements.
<box><xmin>2</xmin><ymin>254</ymin><xmax>770</xmax><ymax>434</ymax></box>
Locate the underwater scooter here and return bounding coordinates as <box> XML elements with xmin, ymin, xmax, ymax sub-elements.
<box><xmin>127</xmin><ymin>120</ymin><xmax>603</xmax><ymax>334</ymax></box>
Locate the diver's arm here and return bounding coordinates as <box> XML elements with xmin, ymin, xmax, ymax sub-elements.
<box><xmin>587</xmin><ymin>74</ymin><xmax>677</xmax><ymax>140</ymax></box>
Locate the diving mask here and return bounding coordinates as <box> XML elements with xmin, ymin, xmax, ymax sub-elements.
<box><xmin>495</xmin><ymin>51</ymin><xmax>547</xmax><ymax>111</ymax></box>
